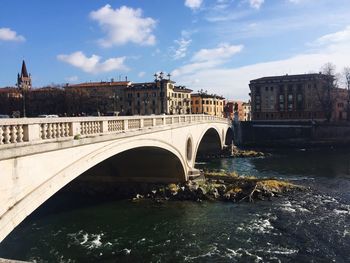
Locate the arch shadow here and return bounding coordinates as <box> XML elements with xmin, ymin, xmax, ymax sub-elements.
<box><xmin>195</xmin><ymin>127</ymin><xmax>222</xmax><ymax>161</ymax></box>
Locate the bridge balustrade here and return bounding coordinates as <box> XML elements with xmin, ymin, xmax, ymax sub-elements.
<box><xmin>0</xmin><ymin>115</ymin><xmax>229</xmax><ymax>148</ymax></box>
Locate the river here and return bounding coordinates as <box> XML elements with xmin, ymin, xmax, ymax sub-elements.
<box><xmin>1</xmin><ymin>148</ymin><xmax>350</xmax><ymax>262</ymax></box>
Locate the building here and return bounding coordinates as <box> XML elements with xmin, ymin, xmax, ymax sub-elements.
<box><xmin>17</xmin><ymin>60</ymin><xmax>32</xmax><ymax>91</ymax></box>
<box><xmin>65</xmin><ymin>73</ymin><xmax>192</xmax><ymax>116</ymax></box>
<box><xmin>249</xmin><ymin>73</ymin><xmax>348</xmax><ymax>121</ymax></box>
<box><xmin>66</xmin><ymin>80</ymin><xmax>131</xmax><ymax>115</ymax></box>
<box><xmin>124</xmin><ymin>74</ymin><xmax>192</xmax><ymax>115</ymax></box>
<box><xmin>191</xmin><ymin>92</ymin><xmax>225</xmax><ymax>117</ymax></box>
<box><xmin>224</xmin><ymin>100</ymin><xmax>251</xmax><ymax>121</ymax></box>
<box><xmin>242</xmin><ymin>101</ymin><xmax>251</xmax><ymax>121</ymax></box>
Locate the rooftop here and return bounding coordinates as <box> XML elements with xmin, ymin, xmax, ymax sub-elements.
<box><xmin>250</xmin><ymin>73</ymin><xmax>330</xmax><ymax>84</ymax></box>
<box><xmin>67</xmin><ymin>81</ymin><xmax>131</xmax><ymax>88</ymax></box>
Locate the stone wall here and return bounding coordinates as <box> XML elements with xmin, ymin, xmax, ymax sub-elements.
<box><xmin>234</xmin><ymin>121</ymin><xmax>350</xmax><ymax>147</ymax></box>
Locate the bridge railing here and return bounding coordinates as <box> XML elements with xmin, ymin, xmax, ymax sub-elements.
<box><xmin>0</xmin><ymin>114</ymin><xmax>229</xmax><ymax>147</ymax></box>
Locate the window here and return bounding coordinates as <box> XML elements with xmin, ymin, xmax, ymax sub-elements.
<box><xmin>152</xmin><ymin>92</ymin><xmax>156</xmax><ymax>97</ymax></box>
<box><xmin>265</xmin><ymin>87</ymin><xmax>268</xmax><ymax>91</ymax></box>
<box><xmin>137</xmin><ymin>93</ymin><xmax>140</xmax><ymax>98</ymax></box>
<box><xmin>279</xmin><ymin>85</ymin><xmax>284</xmax><ymax>93</ymax></box>
<box><xmin>288</xmin><ymin>94</ymin><xmax>293</xmax><ymax>102</ymax></box>
<box><xmin>279</xmin><ymin>94</ymin><xmax>284</xmax><ymax>102</ymax></box>
<box><xmin>195</xmin><ymin>100</ymin><xmax>199</xmax><ymax>104</ymax></box>
<box><xmin>270</xmin><ymin>87</ymin><xmax>274</xmax><ymax>91</ymax></box>
<box><xmin>297</xmin><ymin>94</ymin><xmax>302</xmax><ymax>102</ymax></box>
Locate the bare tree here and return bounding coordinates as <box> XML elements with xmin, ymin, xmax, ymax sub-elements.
<box><xmin>315</xmin><ymin>63</ymin><xmax>338</xmax><ymax>122</ymax></box>
<box><xmin>344</xmin><ymin>67</ymin><xmax>350</xmax><ymax>120</ymax></box>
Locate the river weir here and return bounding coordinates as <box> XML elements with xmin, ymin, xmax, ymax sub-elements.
<box><xmin>0</xmin><ymin>148</ymin><xmax>350</xmax><ymax>262</ymax></box>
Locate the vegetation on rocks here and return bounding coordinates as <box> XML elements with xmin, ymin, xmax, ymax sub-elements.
<box><xmin>231</xmin><ymin>148</ymin><xmax>265</xmax><ymax>158</ymax></box>
<box><xmin>132</xmin><ymin>171</ymin><xmax>304</xmax><ymax>203</ymax></box>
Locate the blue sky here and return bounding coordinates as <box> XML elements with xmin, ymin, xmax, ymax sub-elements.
<box><xmin>1</xmin><ymin>0</ymin><xmax>350</xmax><ymax>100</ymax></box>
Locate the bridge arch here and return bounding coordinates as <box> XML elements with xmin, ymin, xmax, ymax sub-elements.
<box><xmin>0</xmin><ymin>139</ymin><xmax>187</xmax><ymax>244</ymax></box>
<box><xmin>224</xmin><ymin>127</ymin><xmax>234</xmax><ymax>146</ymax></box>
<box><xmin>194</xmin><ymin>126</ymin><xmax>223</xmax><ymax>161</ymax></box>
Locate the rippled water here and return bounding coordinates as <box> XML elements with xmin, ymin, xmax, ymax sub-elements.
<box><xmin>1</xmin><ymin>148</ymin><xmax>350</xmax><ymax>262</ymax></box>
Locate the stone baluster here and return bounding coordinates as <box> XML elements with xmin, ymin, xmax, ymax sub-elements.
<box><xmin>53</xmin><ymin>124</ymin><xmax>57</xmax><ymax>138</ymax></box>
<box><xmin>4</xmin><ymin>126</ymin><xmax>10</xmax><ymax>144</ymax></box>
<box><xmin>57</xmin><ymin>123</ymin><xmax>61</xmax><ymax>138</ymax></box>
<box><xmin>65</xmin><ymin>123</ymin><xmax>69</xmax><ymax>137</ymax></box>
<box><xmin>0</xmin><ymin>126</ymin><xmax>3</xmax><ymax>145</ymax></box>
<box><xmin>47</xmin><ymin>123</ymin><xmax>52</xmax><ymax>139</ymax></box>
<box><xmin>10</xmin><ymin>125</ymin><xmax>17</xmax><ymax>143</ymax></box>
<box><xmin>17</xmin><ymin>125</ymin><xmax>24</xmax><ymax>143</ymax></box>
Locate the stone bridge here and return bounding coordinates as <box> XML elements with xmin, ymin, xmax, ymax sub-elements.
<box><xmin>0</xmin><ymin>114</ymin><xmax>233</xmax><ymax>242</ymax></box>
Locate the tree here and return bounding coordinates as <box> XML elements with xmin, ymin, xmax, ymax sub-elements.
<box><xmin>344</xmin><ymin>67</ymin><xmax>350</xmax><ymax>120</ymax></box>
<box><xmin>315</xmin><ymin>63</ymin><xmax>338</xmax><ymax>122</ymax></box>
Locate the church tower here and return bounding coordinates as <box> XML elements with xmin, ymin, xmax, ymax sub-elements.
<box><xmin>17</xmin><ymin>60</ymin><xmax>32</xmax><ymax>90</ymax></box>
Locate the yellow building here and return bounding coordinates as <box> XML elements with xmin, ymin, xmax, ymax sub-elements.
<box><xmin>124</xmin><ymin>74</ymin><xmax>192</xmax><ymax>115</ymax></box>
<box><xmin>191</xmin><ymin>93</ymin><xmax>225</xmax><ymax>117</ymax></box>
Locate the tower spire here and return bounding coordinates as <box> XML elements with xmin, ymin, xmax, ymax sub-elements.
<box><xmin>21</xmin><ymin>60</ymin><xmax>29</xmax><ymax>78</ymax></box>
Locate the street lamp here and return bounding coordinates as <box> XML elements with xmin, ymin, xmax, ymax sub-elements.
<box><xmin>22</xmin><ymin>88</ymin><xmax>27</xmax><ymax>118</ymax></box>
<box><xmin>143</xmin><ymin>98</ymin><xmax>150</xmax><ymax>115</ymax></box>
<box><xmin>113</xmin><ymin>93</ymin><xmax>119</xmax><ymax>112</ymax></box>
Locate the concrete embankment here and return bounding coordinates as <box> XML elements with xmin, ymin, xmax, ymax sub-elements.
<box><xmin>234</xmin><ymin>121</ymin><xmax>350</xmax><ymax>147</ymax></box>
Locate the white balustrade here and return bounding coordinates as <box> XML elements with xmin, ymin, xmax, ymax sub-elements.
<box><xmin>0</xmin><ymin>114</ymin><xmax>228</xmax><ymax>147</ymax></box>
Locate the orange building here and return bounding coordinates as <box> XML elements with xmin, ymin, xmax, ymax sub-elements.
<box><xmin>191</xmin><ymin>93</ymin><xmax>225</xmax><ymax>117</ymax></box>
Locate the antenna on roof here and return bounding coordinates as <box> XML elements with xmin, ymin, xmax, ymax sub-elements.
<box><xmin>125</xmin><ymin>76</ymin><xmax>128</xmax><ymax>81</ymax></box>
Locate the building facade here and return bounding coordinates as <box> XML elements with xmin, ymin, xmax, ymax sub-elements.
<box><xmin>124</xmin><ymin>77</ymin><xmax>192</xmax><ymax>115</ymax></box>
<box><xmin>224</xmin><ymin>100</ymin><xmax>251</xmax><ymax>121</ymax></box>
<box><xmin>66</xmin><ymin>80</ymin><xmax>131</xmax><ymax>115</ymax></box>
<box><xmin>65</xmin><ymin>74</ymin><xmax>192</xmax><ymax>116</ymax></box>
<box><xmin>249</xmin><ymin>73</ymin><xmax>348</xmax><ymax>121</ymax></box>
<box><xmin>242</xmin><ymin>102</ymin><xmax>251</xmax><ymax>121</ymax></box>
<box><xmin>191</xmin><ymin>93</ymin><xmax>225</xmax><ymax>117</ymax></box>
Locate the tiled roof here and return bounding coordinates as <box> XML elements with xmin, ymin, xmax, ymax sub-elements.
<box><xmin>68</xmin><ymin>81</ymin><xmax>131</xmax><ymax>88</ymax></box>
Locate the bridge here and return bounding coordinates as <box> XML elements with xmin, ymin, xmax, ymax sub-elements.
<box><xmin>0</xmin><ymin>114</ymin><xmax>232</xmax><ymax>242</ymax></box>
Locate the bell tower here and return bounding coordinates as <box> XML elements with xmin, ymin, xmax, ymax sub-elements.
<box><xmin>17</xmin><ymin>60</ymin><xmax>32</xmax><ymax>90</ymax></box>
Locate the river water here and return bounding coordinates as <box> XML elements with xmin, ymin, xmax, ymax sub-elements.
<box><xmin>1</xmin><ymin>148</ymin><xmax>350</xmax><ymax>262</ymax></box>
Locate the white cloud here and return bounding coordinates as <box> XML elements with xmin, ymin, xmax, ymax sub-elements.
<box><xmin>173</xmin><ymin>26</ymin><xmax>350</xmax><ymax>101</ymax></box>
<box><xmin>65</xmin><ymin>76</ymin><xmax>79</xmax><ymax>82</ymax></box>
<box><xmin>0</xmin><ymin>27</ymin><xmax>25</xmax><ymax>42</ymax></box>
<box><xmin>138</xmin><ymin>71</ymin><xmax>146</xmax><ymax>77</ymax></box>
<box><xmin>185</xmin><ymin>0</ymin><xmax>203</xmax><ymax>10</ymax></box>
<box><xmin>191</xmin><ymin>43</ymin><xmax>243</xmax><ymax>62</ymax></box>
<box><xmin>90</xmin><ymin>5</ymin><xmax>156</xmax><ymax>47</ymax></box>
<box><xmin>57</xmin><ymin>51</ymin><xmax>128</xmax><ymax>74</ymax></box>
<box><xmin>314</xmin><ymin>25</ymin><xmax>350</xmax><ymax>46</ymax></box>
<box><xmin>172</xmin><ymin>43</ymin><xmax>243</xmax><ymax>76</ymax></box>
<box><xmin>249</xmin><ymin>0</ymin><xmax>264</xmax><ymax>9</ymax></box>
<box><xmin>173</xmin><ymin>38</ymin><xmax>192</xmax><ymax>60</ymax></box>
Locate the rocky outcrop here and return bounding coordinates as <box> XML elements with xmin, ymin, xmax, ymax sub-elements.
<box><xmin>132</xmin><ymin>171</ymin><xmax>304</xmax><ymax>203</ymax></box>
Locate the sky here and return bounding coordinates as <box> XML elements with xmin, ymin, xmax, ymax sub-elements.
<box><xmin>1</xmin><ymin>0</ymin><xmax>350</xmax><ymax>100</ymax></box>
